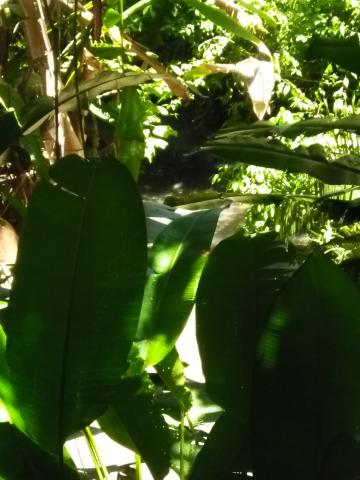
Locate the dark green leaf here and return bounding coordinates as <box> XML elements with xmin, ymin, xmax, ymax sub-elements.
<box><xmin>307</xmin><ymin>35</ymin><xmax>360</xmax><ymax>75</ymax></box>
<box><xmin>203</xmin><ymin>137</ymin><xmax>360</xmax><ymax>185</ymax></box>
<box><xmin>253</xmin><ymin>254</ymin><xmax>360</xmax><ymax>479</ymax></box>
<box><xmin>1</xmin><ymin>156</ymin><xmax>147</xmax><ymax>454</ymax></box>
<box><xmin>137</xmin><ymin>208</ymin><xmax>221</xmax><ymax>366</ymax></box>
<box><xmin>189</xmin><ymin>412</ymin><xmax>250</xmax><ymax>480</ymax></box>
<box><xmin>278</xmin><ymin>114</ymin><xmax>360</xmax><ymax>138</ymax></box>
<box><xmin>196</xmin><ymin>231</ymin><xmax>296</xmax><ymax>412</ymax></box>
<box><xmin>215</xmin><ymin>120</ymin><xmax>275</xmax><ymax>138</ymax></box>
<box><xmin>99</xmin><ymin>370</ymin><xmax>172</xmax><ymax>480</ymax></box>
<box><xmin>0</xmin><ymin>423</ymin><xmax>81</xmax><ymax>480</ymax></box>
<box><xmin>0</xmin><ymin>112</ymin><xmax>21</xmax><ymax>154</ymax></box>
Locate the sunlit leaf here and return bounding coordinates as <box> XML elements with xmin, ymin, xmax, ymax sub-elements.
<box><xmin>203</xmin><ymin>137</ymin><xmax>360</xmax><ymax>185</ymax></box>
<box><xmin>21</xmin><ymin>71</ymin><xmax>165</xmax><ymax>135</ymax></box>
<box><xmin>137</xmin><ymin>208</ymin><xmax>221</xmax><ymax>366</ymax></box>
<box><xmin>103</xmin><ymin>8</ymin><xmax>122</xmax><ymax>28</ymax></box>
<box><xmin>181</xmin><ymin>0</ymin><xmax>262</xmax><ymax>48</ymax></box>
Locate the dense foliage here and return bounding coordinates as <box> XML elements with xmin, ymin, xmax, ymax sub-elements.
<box><xmin>1</xmin><ymin>1</ymin><xmax>360</xmax><ymax>479</ymax></box>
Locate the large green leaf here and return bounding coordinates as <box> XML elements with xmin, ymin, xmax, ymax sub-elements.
<box><xmin>203</xmin><ymin>137</ymin><xmax>360</xmax><ymax>185</ymax></box>
<box><xmin>216</xmin><ymin>116</ymin><xmax>360</xmax><ymax>139</ymax></box>
<box><xmin>253</xmin><ymin>254</ymin><xmax>360</xmax><ymax>479</ymax></box>
<box><xmin>1</xmin><ymin>156</ymin><xmax>147</xmax><ymax>454</ymax></box>
<box><xmin>278</xmin><ymin>114</ymin><xmax>360</xmax><ymax>138</ymax></box>
<box><xmin>196</xmin><ymin>231</ymin><xmax>296</xmax><ymax>412</ymax></box>
<box><xmin>99</xmin><ymin>371</ymin><xmax>172</xmax><ymax>480</ymax></box>
<box><xmin>137</xmin><ymin>208</ymin><xmax>221</xmax><ymax>366</ymax></box>
<box><xmin>0</xmin><ymin>422</ymin><xmax>81</xmax><ymax>480</ymax></box>
<box><xmin>307</xmin><ymin>35</ymin><xmax>360</xmax><ymax>75</ymax></box>
<box><xmin>21</xmin><ymin>71</ymin><xmax>162</xmax><ymax>135</ymax></box>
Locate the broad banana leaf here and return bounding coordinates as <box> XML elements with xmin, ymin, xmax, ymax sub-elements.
<box><xmin>203</xmin><ymin>137</ymin><xmax>360</xmax><ymax>185</ymax></box>
<box><xmin>253</xmin><ymin>254</ymin><xmax>360</xmax><ymax>479</ymax></box>
<box><xmin>307</xmin><ymin>35</ymin><xmax>360</xmax><ymax>75</ymax></box>
<box><xmin>0</xmin><ymin>422</ymin><xmax>81</xmax><ymax>480</ymax></box>
<box><xmin>137</xmin><ymin>208</ymin><xmax>221</xmax><ymax>366</ymax></box>
<box><xmin>0</xmin><ymin>156</ymin><xmax>147</xmax><ymax>454</ymax></box>
<box><xmin>196</xmin><ymin>231</ymin><xmax>297</xmax><ymax>412</ymax></box>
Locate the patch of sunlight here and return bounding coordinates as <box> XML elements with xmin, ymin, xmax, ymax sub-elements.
<box><xmin>153</xmin><ymin>243</ymin><xmax>183</xmax><ymax>274</ymax></box>
<box><xmin>0</xmin><ymin>398</ymin><xmax>9</xmax><ymax>422</ymax></box>
<box><xmin>176</xmin><ymin>308</ymin><xmax>205</xmax><ymax>383</ymax></box>
<box><xmin>148</xmin><ymin>216</ymin><xmax>172</xmax><ymax>226</ymax></box>
<box><xmin>0</xmin><ymin>327</ymin><xmax>26</xmax><ymax>431</ymax></box>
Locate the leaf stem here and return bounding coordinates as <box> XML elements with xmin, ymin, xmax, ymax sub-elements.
<box><xmin>84</xmin><ymin>426</ymin><xmax>109</xmax><ymax>480</ymax></box>
<box><xmin>180</xmin><ymin>409</ymin><xmax>185</xmax><ymax>480</ymax></box>
<box><xmin>135</xmin><ymin>453</ymin><xmax>142</xmax><ymax>480</ymax></box>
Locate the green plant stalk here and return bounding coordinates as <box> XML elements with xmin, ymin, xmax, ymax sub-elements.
<box><xmin>84</xmin><ymin>427</ymin><xmax>109</xmax><ymax>480</ymax></box>
<box><xmin>73</xmin><ymin>0</ymin><xmax>85</xmax><ymax>150</ymax></box>
<box><xmin>118</xmin><ymin>0</ymin><xmax>125</xmax><ymax>70</ymax></box>
<box><xmin>185</xmin><ymin>412</ymin><xmax>194</xmax><ymax>431</ymax></box>
<box><xmin>180</xmin><ymin>409</ymin><xmax>185</xmax><ymax>480</ymax></box>
<box><xmin>135</xmin><ymin>453</ymin><xmax>142</xmax><ymax>480</ymax></box>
